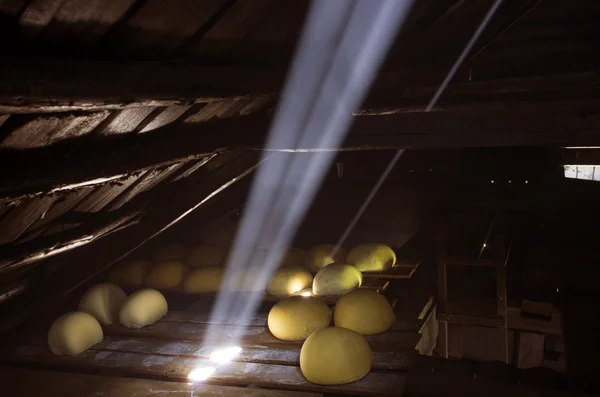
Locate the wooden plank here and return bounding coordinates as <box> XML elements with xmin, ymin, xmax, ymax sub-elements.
<box><xmin>362</xmin><ymin>263</ymin><xmax>419</xmax><ymax>279</ymax></box>
<box><xmin>439</xmin><ymin>308</ymin><xmax>562</xmax><ymax>336</ymax></box>
<box><xmin>1</xmin><ymin>366</ymin><xmax>324</xmax><ymax>397</ymax></box>
<box><xmin>21</xmin><ymin>333</ymin><xmax>414</xmax><ymax>371</ymax></box>
<box><xmin>187</xmin><ymin>0</ymin><xmax>279</xmax><ymax>59</ymax></box>
<box><xmin>103</xmin><ymin>321</ymin><xmax>421</xmax><ymax>351</ymax></box>
<box><xmin>163</xmin><ymin>310</ymin><xmax>420</xmax><ymax>333</ymax></box>
<box><xmin>0</xmin><ymin>195</ymin><xmax>56</xmax><ymax>243</ymax></box>
<box><xmin>106</xmin><ymin>0</ymin><xmax>228</xmax><ymax>57</ymax></box>
<box><xmin>0</xmin><ymin>345</ymin><xmax>407</xmax><ymax>396</ymax></box>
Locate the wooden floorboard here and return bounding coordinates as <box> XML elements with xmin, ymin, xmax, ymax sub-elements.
<box><xmin>20</xmin><ymin>333</ymin><xmax>416</xmax><ymax>371</ymax></box>
<box><xmin>0</xmin><ymin>345</ymin><xmax>407</xmax><ymax>396</ymax></box>
<box><xmin>162</xmin><ymin>310</ymin><xmax>422</xmax><ymax>332</ymax></box>
<box><xmin>0</xmin><ymin>366</ymin><xmax>325</xmax><ymax>397</ymax></box>
<box><xmin>102</xmin><ymin>320</ymin><xmax>421</xmax><ymax>350</ymax></box>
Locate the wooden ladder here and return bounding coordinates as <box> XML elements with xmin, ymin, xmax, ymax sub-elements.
<box><xmin>436</xmin><ymin>232</ymin><xmax>511</xmax><ymax>363</ymax></box>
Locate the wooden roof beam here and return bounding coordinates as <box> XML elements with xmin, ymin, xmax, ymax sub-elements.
<box><xmin>1</xmin><ymin>54</ymin><xmax>598</xmax><ymax>114</ymax></box>
<box><xmin>0</xmin><ymin>57</ymin><xmax>285</xmax><ymax>114</ymax></box>
<box><xmin>3</xmin><ymin>101</ymin><xmax>600</xmax><ymax>201</ymax></box>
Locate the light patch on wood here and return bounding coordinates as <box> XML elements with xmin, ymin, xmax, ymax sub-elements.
<box><xmin>0</xmin><ymin>112</ymin><xmax>110</xmax><ymax>149</ymax></box>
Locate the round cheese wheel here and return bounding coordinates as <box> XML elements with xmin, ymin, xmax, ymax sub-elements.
<box><xmin>145</xmin><ymin>261</ymin><xmax>188</xmax><ymax>290</ymax></box>
<box><xmin>186</xmin><ymin>244</ymin><xmax>227</xmax><ymax>268</ymax></box>
<box><xmin>279</xmin><ymin>248</ymin><xmax>308</xmax><ymax>268</ymax></box>
<box><xmin>78</xmin><ymin>283</ymin><xmax>127</xmax><ymax>325</ymax></box>
<box><xmin>334</xmin><ymin>289</ymin><xmax>396</xmax><ymax>335</ymax></box>
<box><xmin>109</xmin><ymin>259</ymin><xmax>150</xmax><ymax>287</ymax></box>
<box><xmin>267</xmin><ymin>266</ymin><xmax>313</xmax><ymax>296</ymax></box>
<box><xmin>305</xmin><ymin>245</ymin><xmax>347</xmax><ymax>273</ymax></box>
<box><xmin>48</xmin><ymin>311</ymin><xmax>103</xmax><ymax>356</ymax></box>
<box><xmin>347</xmin><ymin>243</ymin><xmax>396</xmax><ymax>272</ymax></box>
<box><xmin>153</xmin><ymin>243</ymin><xmax>188</xmax><ymax>262</ymax></box>
<box><xmin>300</xmin><ymin>327</ymin><xmax>373</xmax><ymax>385</ymax></box>
<box><xmin>268</xmin><ymin>296</ymin><xmax>332</xmax><ymax>341</ymax></box>
<box><xmin>119</xmin><ymin>289</ymin><xmax>168</xmax><ymax>329</ymax></box>
<box><xmin>312</xmin><ymin>263</ymin><xmax>362</xmax><ymax>296</ymax></box>
<box><xmin>183</xmin><ymin>267</ymin><xmax>225</xmax><ymax>293</ymax></box>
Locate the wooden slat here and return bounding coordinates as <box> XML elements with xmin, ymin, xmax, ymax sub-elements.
<box><xmin>103</xmin><ymin>321</ymin><xmax>421</xmax><ymax>351</ymax></box>
<box><xmin>21</xmin><ymin>333</ymin><xmax>414</xmax><ymax>371</ymax></box>
<box><xmin>438</xmin><ymin>308</ymin><xmax>562</xmax><ymax>336</ymax></box>
<box><xmin>1</xmin><ymin>366</ymin><xmax>324</xmax><ymax>397</ymax></box>
<box><xmin>162</xmin><ymin>310</ymin><xmax>420</xmax><ymax>332</ymax></box>
<box><xmin>362</xmin><ymin>262</ymin><xmax>420</xmax><ymax>279</ymax></box>
<box><xmin>0</xmin><ymin>345</ymin><xmax>406</xmax><ymax>396</ymax></box>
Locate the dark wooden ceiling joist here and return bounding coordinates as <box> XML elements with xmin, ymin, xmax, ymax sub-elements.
<box><xmin>0</xmin><ymin>57</ymin><xmax>284</xmax><ymax>114</ymax></box>
<box><xmin>3</xmin><ymin>94</ymin><xmax>600</xmax><ymax>202</ymax></box>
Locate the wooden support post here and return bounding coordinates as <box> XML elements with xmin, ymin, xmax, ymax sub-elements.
<box><xmin>493</xmin><ymin>234</ymin><xmax>509</xmax><ymax>364</ymax></box>
<box><xmin>436</xmin><ymin>230</ymin><xmax>449</xmax><ymax>358</ymax></box>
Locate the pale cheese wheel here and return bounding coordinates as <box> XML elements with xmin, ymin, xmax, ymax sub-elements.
<box><xmin>268</xmin><ymin>296</ymin><xmax>332</xmax><ymax>341</ymax></box>
<box><xmin>305</xmin><ymin>245</ymin><xmax>347</xmax><ymax>273</ymax></box>
<box><xmin>186</xmin><ymin>244</ymin><xmax>227</xmax><ymax>268</ymax></box>
<box><xmin>78</xmin><ymin>283</ymin><xmax>127</xmax><ymax>325</ymax></box>
<box><xmin>153</xmin><ymin>243</ymin><xmax>188</xmax><ymax>262</ymax></box>
<box><xmin>109</xmin><ymin>259</ymin><xmax>150</xmax><ymax>287</ymax></box>
<box><xmin>119</xmin><ymin>289</ymin><xmax>168</xmax><ymax>329</ymax></box>
<box><xmin>267</xmin><ymin>266</ymin><xmax>313</xmax><ymax>296</ymax></box>
<box><xmin>183</xmin><ymin>267</ymin><xmax>225</xmax><ymax>293</ymax></box>
<box><xmin>145</xmin><ymin>261</ymin><xmax>188</xmax><ymax>290</ymax></box>
<box><xmin>300</xmin><ymin>327</ymin><xmax>373</xmax><ymax>385</ymax></box>
<box><xmin>48</xmin><ymin>311</ymin><xmax>103</xmax><ymax>356</ymax></box>
<box><xmin>347</xmin><ymin>243</ymin><xmax>396</xmax><ymax>272</ymax></box>
<box><xmin>334</xmin><ymin>289</ymin><xmax>396</xmax><ymax>335</ymax></box>
<box><xmin>312</xmin><ymin>263</ymin><xmax>362</xmax><ymax>296</ymax></box>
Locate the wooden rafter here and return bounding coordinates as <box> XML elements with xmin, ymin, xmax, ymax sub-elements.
<box><xmin>0</xmin><ymin>150</ymin><xmax>263</xmax><ymax>334</ymax></box>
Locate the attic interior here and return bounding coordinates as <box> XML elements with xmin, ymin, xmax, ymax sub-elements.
<box><xmin>0</xmin><ymin>0</ymin><xmax>600</xmax><ymax>396</ymax></box>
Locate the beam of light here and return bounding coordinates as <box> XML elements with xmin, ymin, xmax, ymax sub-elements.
<box><xmin>334</xmin><ymin>0</ymin><xmax>505</xmax><ymax>251</ymax></box>
<box><xmin>203</xmin><ymin>0</ymin><xmax>415</xmax><ymax>345</ymax></box>
<box><xmin>300</xmin><ymin>291</ymin><xmax>313</xmax><ymax>297</ymax></box>
<box><xmin>209</xmin><ymin>346</ymin><xmax>242</xmax><ymax>364</ymax></box>
<box><xmin>187</xmin><ymin>366</ymin><xmax>216</xmax><ymax>382</ymax></box>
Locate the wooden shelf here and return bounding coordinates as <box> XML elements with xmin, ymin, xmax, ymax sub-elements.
<box><xmin>1</xmin><ymin>309</ymin><xmax>421</xmax><ymax>397</ymax></box>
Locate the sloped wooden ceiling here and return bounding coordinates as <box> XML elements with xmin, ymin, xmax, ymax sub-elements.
<box><xmin>1</xmin><ymin>0</ymin><xmax>600</xmax><ymax>330</ymax></box>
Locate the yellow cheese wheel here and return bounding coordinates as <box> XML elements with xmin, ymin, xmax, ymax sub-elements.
<box><xmin>145</xmin><ymin>261</ymin><xmax>188</xmax><ymax>290</ymax></box>
<box><xmin>312</xmin><ymin>263</ymin><xmax>362</xmax><ymax>296</ymax></box>
<box><xmin>267</xmin><ymin>266</ymin><xmax>313</xmax><ymax>296</ymax></box>
<box><xmin>153</xmin><ymin>243</ymin><xmax>188</xmax><ymax>262</ymax></box>
<box><xmin>119</xmin><ymin>289</ymin><xmax>168</xmax><ymax>329</ymax></box>
<box><xmin>109</xmin><ymin>259</ymin><xmax>151</xmax><ymax>288</ymax></box>
<box><xmin>183</xmin><ymin>267</ymin><xmax>224</xmax><ymax>293</ymax></box>
<box><xmin>305</xmin><ymin>244</ymin><xmax>347</xmax><ymax>273</ymax></box>
<box><xmin>268</xmin><ymin>296</ymin><xmax>332</xmax><ymax>341</ymax></box>
<box><xmin>347</xmin><ymin>243</ymin><xmax>396</xmax><ymax>272</ymax></box>
<box><xmin>186</xmin><ymin>244</ymin><xmax>227</xmax><ymax>268</ymax></box>
<box><xmin>48</xmin><ymin>312</ymin><xmax>103</xmax><ymax>356</ymax></box>
<box><xmin>300</xmin><ymin>327</ymin><xmax>373</xmax><ymax>385</ymax></box>
<box><xmin>78</xmin><ymin>283</ymin><xmax>127</xmax><ymax>325</ymax></box>
<box><xmin>334</xmin><ymin>289</ymin><xmax>396</xmax><ymax>335</ymax></box>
